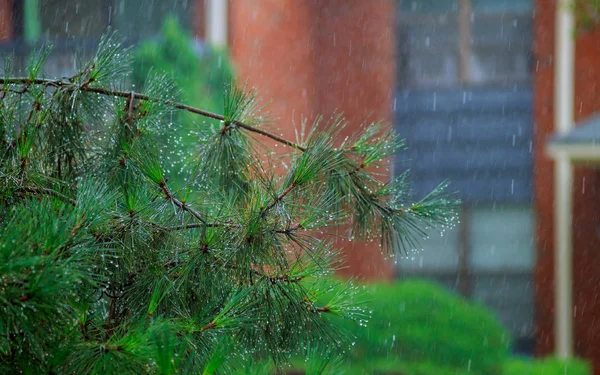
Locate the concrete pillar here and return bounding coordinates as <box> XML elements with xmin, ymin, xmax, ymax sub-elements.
<box><xmin>553</xmin><ymin>0</ymin><xmax>575</xmax><ymax>359</ymax></box>
<box><xmin>205</xmin><ymin>0</ymin><xmax>228</xmax><ymax>46</ymax></box>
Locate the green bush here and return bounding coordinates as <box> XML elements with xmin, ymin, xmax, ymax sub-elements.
<box><xmin>132</xmin><ymin>15</ymin><xmax>234</xmax><ymax>135</ymax></box>
<box><xmin>266</xmin><ymin>280</ymin><xmax>591</xmax><ymax>375</ymax></box>
<box><xmin>503</xmin><ymin>357</ymin><xmax>590</xmax><ymax>375</ymax></box>
<box><xmin>335</xmin><ymin>280</ymin><xmax>511</xmax><ymax>375</ymax></box>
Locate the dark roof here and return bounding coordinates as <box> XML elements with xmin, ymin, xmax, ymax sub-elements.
<box><xmin>550</xmin><ymin>113</ymin><xmax>600</xmax><ymax>146</ymax></box>
<box><xmin>394</xmin><ymin>87</ymin><xmax>533</xmax><ymax>204</ymax></box>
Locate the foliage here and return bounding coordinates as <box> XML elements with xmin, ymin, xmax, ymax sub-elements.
<box><xmin>0</xmin><ymin>33</ymin><xmax>457</xmax><ymax>374</ymax></box>
<box><xmin>24</xmin><ymin>0</ymin><xmax>41</xmax><ymax>43</ymax></box>
<box><xmin>131</xmin><ymin>15</ymin><xmax>234</xmax><ymax>182</ymax></box>
<box><xmin>573</xmin><ymin>0</ymin><xmax>600</xmax><ymax>31</ymax></box>
<box><xmin>288</xmin><ymin>281</ymin><xmax>590</xmax><ymax>375</ymax></box>
<box><xmin>503</xmin><ymin>357</ymin><xmax>590</xmax><ymax>375</ymax></box>
<box><xmin>132</xmin><ymin>16</ymin><xmax>233</xmax><ymax>134</ymax></box>
<box><xmin>327</xmin><ymin>280</ymin><xmax>510</xmax><ymax>375</ymax></box>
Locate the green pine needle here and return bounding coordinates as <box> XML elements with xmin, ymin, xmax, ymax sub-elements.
<box><xmin>0</xmin><ymin>33</ymin><xmax>458</xmax><ymax>374</ymax></box>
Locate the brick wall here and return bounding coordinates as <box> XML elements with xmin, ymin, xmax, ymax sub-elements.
<box><xmin>229</xmin><ymin>0</ymin><xmax>396</xmax><ymax>280</ymax></box>
<box><xmin>0</xmin><ymin>0</ymin><xmax>12</xmax><ymax>41</ymax></box>
<box><xmin>534</xmin><ymin>0</ymin><xmax>600</xmax><ymax>371</ymax></box>
<box><xmin>192</xmin><ymin>0</ymin><xmax>206</xmax><ymax>40</ymax></box>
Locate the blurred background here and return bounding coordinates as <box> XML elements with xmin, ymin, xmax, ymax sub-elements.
<box><xmin>1</xmin><ymin>0</ymin><xmax>600</xmax><ymax>374</ymax></box>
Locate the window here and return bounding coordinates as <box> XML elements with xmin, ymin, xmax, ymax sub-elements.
<box><xmin>397</xmin><ymin>0</ymin><xmax>533</xmax><ymax>87</ymax></box>
<box><xmin>6</xmin><ymin>0</ymin><xmax>195</xmax><ymax>44</ymax></box>
<box><xmin>2</xmin><ymin>1</ymin><xmax>197</xmax><ymax>78</ymax></box>
<box><xmin>397</xmin><ymin>205</ymin><xmax>535</xmax><ymax>346</ymax></box>
<box><xmin>109</xmin><ymin>0</ymin><xmax>194</xmax><ymax>43</ymax></box>
<box><xmin>395</xmin><ymin>0</ymin><xmax>535</xmax><ymax>353</ymax></box>
<box><xmin>39</xmin><ymin>0</ymin><xmax>111</xmax><ymax>41</ymax></box>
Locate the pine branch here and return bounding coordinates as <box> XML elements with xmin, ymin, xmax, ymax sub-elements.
<box><xmin>153</xmin><ymin>220</ymin><xmax>303</xmax><ymax>235</ymax></box>
<box><xmin>262</xmin><ymin>182</ymin><xmax>298</xmax><ymax>214</ymax></box>
<box><xmin>275</xmin><ymin>223</ymin><xmax>303</xmax><ymax>234</ymax></box>
<box><xmin>0</xmin><ymin>77</ymin><xmax>307</xmax><ymax>151</ymax></box>
<box><xmin>0</xmin><ymin>36</ymin><xmax>458</xmax><ymax>373</ymax></box>
<box><xmin>158</xmin><ymin>181</ymin><xmax>207</xmax><ymax>224</ymax></box>
<box><xmin>21</xmin><ymin>185</ymin><xmax>76</xmax><ymax>206</ymax></box>
<box><xmin>154</xmin><ymin>221</ymin><xmax>240</xmax><ymax>231</ymax></box>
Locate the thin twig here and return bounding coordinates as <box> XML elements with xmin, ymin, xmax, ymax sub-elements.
<box><xmin>348</xmin><ymin>157</ymin><xmax>366</xmax><ymax>176</ymax></box>
<box><xmin>158</xmin><ymin>181</ymin><xmax>207</xmax><ymax>224</ymax></box>
<box><xmin>248</xmin><ymin>268</ymin><xmax>305</xmax><ymax>285</ymax></box>
<box><xmin>200</xmin><ymin>321</ymin><xmax>217</xmax><ymax>332</ymax></box>
<box><xmin>262</xmin><ymin>182</ymin><xmax>298</xmax><ymax>214</ymax></box>
<box><xmin>22</xmin><ymin>185</ymin><xmax>77</xmax><ymax>206</ymax></box>
<box><xmin>125</xmin><ymin>90</ymin><xmax>135</xmax><ymax>126</ymax></box>
<box><xmin>274</xmin><ymin>223</ymin><xmax>303</xmax><ymax>234</ymax></box>
<box><xmin>267</xmin><ymin>274</ymin><xmax>305</xmax><ymax>284</ymax></box>
<box><xmin>118</xmin><ymin>214</ymin><xmax>296</xmax><ymax>233</ymax></box>
<box><xmin>0</xmin><ymin>77</ymin><xmax>307</xmax><ymax>151</ymax></box>
<box><xmin>155</xmin><ymin>221</ymin><xmax>241</xmax><ymax>231</ymax></box>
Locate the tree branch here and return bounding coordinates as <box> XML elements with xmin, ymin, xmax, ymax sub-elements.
<box><xmin>274</xmin><ymin>223</ymin><xmax>303</xmax><ymax>234</ymax></box>
<box><xmin>262</xmin><ymin>182</ymin><xmax>298</xmax><ymax>215</ymax></box>
<box><xmin>200</xmin><ymin>321</ymin><xmax>217</xmax><ymax>332</ymax></box>
<box><xmin>0</xmin><ymin>77</ymin><xmax>307</xmax><ymax>152</ymax></box>
<box><xmin>154</xmin><ymin>221</ymin><xmax>241</xmax><ymax>231</ymax></box>
<box><xmin>22</xmin><ymin>185</ymin><xmax>77</xmax><ymax>206</ymax></box>
<box><xmin>158</xmin><ymin>181</ymin><xmax>207</xmax><ymax>225</ymax></box>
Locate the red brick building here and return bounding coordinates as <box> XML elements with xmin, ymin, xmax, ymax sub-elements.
<box><xmin>535</xmin><ymin>0</ymin><xmax>600</xmax><ymax>372</ymax></box>
<box><xmin>228</xmin><ymin>0</ymin><xmax>396</xmax><ymax>280</ymax></box>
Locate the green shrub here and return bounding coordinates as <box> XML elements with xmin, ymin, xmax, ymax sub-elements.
<box><xmin>286</xmin><ymin>281</ymin><xmax>590</xmax><ymax>375</ymax></box>
<box><xmin>335</xmin><ymin>359</ymin><xmax>475</xmax><ymax>375</ymax></box>
<box><xmin>335</xmin><ymin>280</ymin><xmax>511</xmax><ymax>375</ymax></box>
<box><xmin>503</xmin><ymin>357</ymin><xmax>590</xmax><ymax>375</ymax></box>
<box><xmin>132</xmin><ymin>15</ymin><xmax>234</xmax><ymax>135</ymax></box>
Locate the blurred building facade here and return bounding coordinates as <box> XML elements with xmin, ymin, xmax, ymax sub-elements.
<box><xmin>535</xmin><ymin>0</ymin><xmax>600</xmax><ymax>373</ymax></box>
<box><xmin>227</xmin><ymin>4</ymin><xmax>539</xmax><ymax>356</ymax></box>
<box><xmin>394</xmin><ymin>0</ymin><xmax>535</xmax><ymax>353</ymax></box>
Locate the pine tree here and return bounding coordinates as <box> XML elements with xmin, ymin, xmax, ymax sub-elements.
<box><xmin>0</xmin><ymin>35</ymin><xmax>457</xmax><ymax>374</ymax></box>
